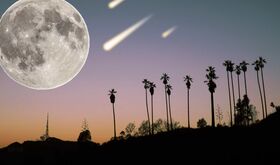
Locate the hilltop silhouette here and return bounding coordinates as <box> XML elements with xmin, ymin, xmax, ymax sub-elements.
<box><xmin>1</xmin><ymin>111</ymin><xmax>279</xmax><ymax>164</ymax></box>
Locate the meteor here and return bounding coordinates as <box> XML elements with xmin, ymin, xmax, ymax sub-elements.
<box><xmin>103</xmin><ymin>15</ymin><xmax>153</xmax><ymax>52</ymax></box>
<box><xmin>108</xmin><ymin>0</ymin><xmax>125</xmax><ymax>9</ymax></box>
<box><xmin>162</xmin><ymin>26</ymin><xmax>177</xmax><ymax>39</ymax></box>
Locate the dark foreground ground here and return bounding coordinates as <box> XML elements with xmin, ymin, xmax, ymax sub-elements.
<box><xmin>1</xmin><ymin>111</ymin><xmax>279</xmax><ymax>164</ymax></box>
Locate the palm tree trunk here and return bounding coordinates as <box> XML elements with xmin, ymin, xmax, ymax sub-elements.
<box><xmin>164</xmin><ymin>85</ymin><xmax>169</xmax><ymax>131</ymax></box>
<box><xmin>237</xmin><ymin>74</ymin><xmax>241</xmax><ymax>100</ymax></box>
<box><xmin>145</xmin><ymin>89</ymin><xmax>151</xmax><ymax>134</ymax></box>
<box><xmin>260</xmin><ymin>68</ymin><xmax>268</xmax><ymax>117</ymax></box>
<box><xmin>211</xmin><ymin>92</ymin><xmax>215</xmax><ymax>127</ymax></box>
<box><xmin>187</xmin><ymin>89</ymin><xmax>190</xmax><ymax>128</ymax></box>
<box><xmin>168</xmin><ymin>94</ymin><xmax>173</xmax><ymax>130</ymax></box>
<box><xmin>151</xmin><ymin>95</ymin><xmax>154</xmax><ymax>135</ymax></box>
<box><xmin>112</xmin><ymin>103</ymin><xmax>116</xmax><ymax>140</ymax></box>
<box><xmin>230</xmin><ymin>72</ymin><xmax>236</xmax><ymax>124</ymax></box>
<box><xmin>244</xmin><ymin>72</ymin><xmax>248</xmax><ymax>96</ymax></box>
<box><xmin>243</xmin><ymin>71</ymin><xmax>250</xmax><ymax>124</ymax></box>
<box><xmin>226</xmin><ymin>72</ymin><xmax>233</xmax><ymax>127</ymax></box>
<box><xmin>257</xmin><ymin>71</ymin><xmax>265</xmax><ymax>119</ymax></box>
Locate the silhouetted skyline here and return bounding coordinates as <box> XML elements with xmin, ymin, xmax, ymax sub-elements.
<box><xmin>0</xmin><ymin>0</ymin><xmax>280</xmax><ymax>147</ymax></box>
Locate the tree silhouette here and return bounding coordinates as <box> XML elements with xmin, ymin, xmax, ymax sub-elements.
<box><xmin>240</xmin><ymin>61</ymin><xmax>249</xmax><ymax>96</ymax></box>
<box><xmin>149</xmin><ymin>81</ymin><xmax>156</xmax><ymax>134</ymax></box>
<box><xmin>197</xmin><ymin>118</ymin><xmax>207</xmax><ymax>128</ymax></box>
<box><xmin>205</xmin><ymin>66</ymin><xmax>218</xmax><ymax>127</ymax></box>
<box><xmin>109</xmin><ymin>89</ymin><xmax>117</xmax><ymax>140</ymax></box>
<box><xmin>216</xmin><ymin>105</ymin><xmax>223</xmax><ymax>126</ymax></box>
<box><xmin>235</xmin><ymin>95</ymin><xmax>255</xmax><ymax>126</ymax></box>
<box><xmin>142</xmin><ymin>79</ymin><xmax>151</xmax><ymax>134</ymax></box>
<box><xmin>152</xmin><ymin>119</ymin><xmax>166</xmax><ymax>133</ymax></box>
<box><xmin>166</xmin><ymin>84</ymin><xmax>173</xmax><ymax>130</ymax></box>
<box><xmin>258</xmin><ymin>57</ymin><xmax>268</xmax><ymax>117</ymax></box>
<box><xmin>252</xmin><ymin>60</ymin><xmax>265</xmax><ymax>119</ymax></box>
<box><xmin>137</xmin><ymin>119</ymin><xmax>181</xmax><ymax>135</ymax></box>
<box><xmin>184</xmin><ymin>75</ymin><xmax>192</xmax><ymax>128</ymax></box>
<box><xmin>125</xmin><ymin>122</ymin><xmax>136</xmax><ymax>137</ymax></box>
<box><xmin>223</xmin><ymin>60</ymin><xmax>233</xmax><ymax>126</ymax></box>
<box><xmin>77</xmin><ymin>130</ymin><xmax>92</xmax><ymax>142</ymax></box>
<box><xmin>235</xmin><ymin>64</ymin><xmax>241</xmax><ymax>100</ymax></box>
<box><xmin>77</xmin><ymin>119</ymin><xmax>91</xmax><ymax>142</ymax></box>
<box><xmin>161</xmin><ymin>73</ymin><xmax>170</xmax><ymax>131</ymax></box>
<box><xmin>271</xmin><ymin>102</ymin><xmax>280</xmax><ymax>112</ymax></box>
<box><xmin>119</xmin><ymin>131</ymin><xmax>125</xmax><ymax>139</ymax></box>
<box><xmin>229</xmin><ymin>61</ymin><xmax>236</xmax><ymax>124</ymax></box>
<box><xmin>167</xmin><ymin>120</ymin><xmax>181</xmax><ymax>130</ymax></box>
<box><xmin>138</xmin><ymin>120</ymin><xmax>150</xmax><ymax>136</ymax></box>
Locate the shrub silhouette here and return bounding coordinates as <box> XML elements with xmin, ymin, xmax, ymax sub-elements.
<box><xmin>77</xmin><ymin>130</ymin><xmax>91</xmax><ymax>142</ymax></box>
<box><xmin>197</xmin><ymin>118</ymin><xmax>207</xmax><ymax>128</ymax></box>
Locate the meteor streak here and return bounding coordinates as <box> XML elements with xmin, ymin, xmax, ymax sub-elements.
<box><xmin>103</xmin><ymin>15</ymin><xmax>153</xmax><ymax>52</ymax></box>
<box><xmin>108</xmin><ymin>0</ymin><xmax>125</xmax><ymax>9</ymax></box>
<box><xmin>162</xmin><ymin>26</ymin><xmax>177</xmax><ymax>39</ymax></box>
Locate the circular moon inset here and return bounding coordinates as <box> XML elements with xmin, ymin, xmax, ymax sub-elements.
<box><xmin>0</xmin><ymin>0</ymin><xmax>90</xmax><ymax>90</ymax></box>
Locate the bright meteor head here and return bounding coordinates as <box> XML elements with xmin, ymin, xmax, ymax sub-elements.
<box><xmin>103</xmin><ymin>15</ymin><xmax>153</xmax><ymax>52</ymax></box>
<box><xmin>108</xmin><ymin>0</ymin><xmax>125</xmax><ymax>9</ymax></box>
<box><xmin>162</xmin><ymin>26</ymin><xmax>177</xmax><ymax>39</ymax></box>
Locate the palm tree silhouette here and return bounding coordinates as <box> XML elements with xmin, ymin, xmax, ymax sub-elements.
<box><xmin>228</xmin><ymin>61</ymin><xmax>236</xmax><ymax>124</ymax></box>
<box><xmin>149</xmin><ymin>81</ymin><xmax>156</xmax><ymax>134</ymax></box>
<box><xmin>161</xmin><ymin>73</ymin><xmax>170</xmax><ymax>131</ymax></box>
<box><xmin>252</xmin><ymin>60</ymin><xmax>265</xmax><ymax>119</ymax></box>
<box><xmin>205</xmin><ymin>66</ymin><xmax>218</xmax><ymax>127</ymax></box>
<box><xmin>109</xmin><ymin>89</ymin><xmax>117</xmax><ymax>140</ymax></box>
<box><xmin>223</xmin><ymin>60</ymin><xmax>233</xmax><ymax>126</ymax></box>
<box><xmin>166</xmin><ymin>84</ymin><xmax>173</xmax><ymax>130</ymax></box>
<box><xmin>184</xmin><ymin>75</ymin><xmax>192</xmax><ymax>128</ymax></box>
<box><xmin>235</xmin><ymin>64</ymin><xmax>241</xmax><ymax>100</ymax></box>
<box><xmin>258</xmin><ymin>57</ymin><xmax>268</xmax><ymax>117</ymax></box>
<box><xmin>142</xmin><ymin>79</ymin><xmax>151</xmax><ymax>134</ymax></box>
<box><xmin>240</xmin><ymin>61</ymin><xmax>249</xmax><ymax>96</ymax></box>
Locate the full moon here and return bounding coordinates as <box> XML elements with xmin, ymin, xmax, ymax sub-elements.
<box><xmin>0</xmin><ymin>0</ymin><xmax>90</xmax><ymax>90</ymax></box>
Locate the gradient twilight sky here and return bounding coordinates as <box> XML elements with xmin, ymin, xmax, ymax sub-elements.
<box><xmin>1</xmin><ymin>0</ymin><xmax>280</xmax><ymax>147</ymax></box>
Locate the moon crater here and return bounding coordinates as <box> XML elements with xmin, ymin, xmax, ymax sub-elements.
<box><xmin>0</xmin><ymin>0</ymin><xmax>90</xmax><ymax>90</ymax></box>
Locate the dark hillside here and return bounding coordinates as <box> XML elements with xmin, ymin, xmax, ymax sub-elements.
<box><xmin>1</xmin><ymin>111</ymin><xmax>279</xmax><ymax>164</ymax></box>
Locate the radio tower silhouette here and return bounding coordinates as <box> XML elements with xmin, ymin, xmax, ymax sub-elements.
<box><xmin>46</xmin><ymin>113</ymin><xmax>49</xmax><ymax>138</ymax></box>
<box><xmin>40</xmin><ymin>113</ymin><xmax>49</xmax><ymax>141</ymax></box>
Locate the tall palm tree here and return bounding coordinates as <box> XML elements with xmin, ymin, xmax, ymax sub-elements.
<box><xmin>240</xmin><ymin>61</ymin><xmax>249</xmax><ymax>96</ymax></box>
<box><xmin>252</xmin><ymin>60</ymin><xmax>265</xmax><ymax>119</ymax></box>
<box><xmin>205</xmin><ymin>66</ymin><xmax>218</xmax><ymax>127</ymax></box>
<box><xmin>235</xmin><ymin>65</ymin><xmax>241</xmax><ymax>100</ymax></box>
<box><xmin>161</xmin><ymin>73</ymin><xmax>170</xmax><ymax>131</ymax></box>
<box><xmin>109</xmin><ymin>89</ymin><xmax>117</xmax><ymax>140</ymax></box>
<box><xmin>149</xmin><ymin>82</ymin><xmax>156</xmax><ymax>134</ymax></box>
<box><xmin>259</xmin><ymin>57</ymin><xmax>268</xmax><ymax>117</ymax></box>
<box><xmin>166</xmin><ymin>84</ymin><xmax>173</xmax><ymax>130</ymax></box>
<box><xmin>223</xmin><ymin>60</ymin><xmax>233</xmax><ymax>126</ymax></box>
<box><xmin>142</xmin><ymin>79</ymin><xmax>151</xmax><ymax>134</ymax></box>
<box><xmin>184</xmin><ymin>75</ymin><xmax>192</xmax><ymax>128</ymax></box>
<box><xmin>228</xmin><ymin>61</ymin><xmax>236</xmax><ymax>124</ymax></box>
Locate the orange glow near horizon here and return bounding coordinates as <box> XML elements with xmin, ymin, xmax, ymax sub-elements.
<box><xmin>1</xmin><ymin>72</ymin><xmax>279</xmax><ymax>148</ymax></box>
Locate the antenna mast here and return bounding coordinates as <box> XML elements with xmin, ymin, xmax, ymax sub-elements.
<box><xmin>46</xmin><ymin>113</ymin><xmax>49</xmax><ymax>138</ymax></box>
